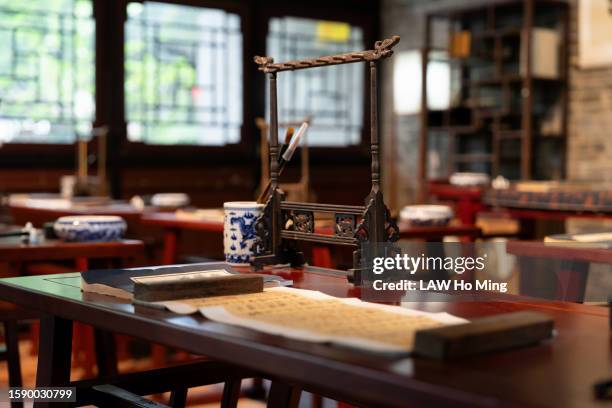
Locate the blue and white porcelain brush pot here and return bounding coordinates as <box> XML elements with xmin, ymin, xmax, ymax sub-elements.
<box><xmin>54</xmin><ymin>215</ymin><xmax>127</xmax><ymax>242</ymax></box>
<box><xmin>223</xmin><ymin>201</ymin><xmax>264</xmax><ymax>264</ymax></box>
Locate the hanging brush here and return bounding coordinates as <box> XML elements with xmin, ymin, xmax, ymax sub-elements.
<box><xmin>256</xmin><ymin>126</ymin><xmax>294</xmax><ymax>203</ymax></box>
<box><xmin>257</xmin><ymin>122</ymin><xmax>309</xmax><ymax>203</ymax></box>
<box><xmin>0</xmin><ymin>222</ymin><xmax>40</xmax><ymax>244</ymax></box>
<box><xmin>278</xmin><ymin>127</ymin><xmax>295</xmax><ymax>161</ymax></box>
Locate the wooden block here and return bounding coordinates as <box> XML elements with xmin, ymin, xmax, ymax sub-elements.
<box><xmin>133</xmin><ymin>274</ymin><xmax>264</xmax><ymax>302</ymax></box>
<box><xmin>414</xmin><ymin>311</ymin><xmax>554</xmax><ymax>360</ymax></box>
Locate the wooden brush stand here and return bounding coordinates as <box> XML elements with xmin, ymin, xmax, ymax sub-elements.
<box><xmin>252</xmin><ymin>36</ymin><xmax>401</xmax><ymax>285</ymax></box>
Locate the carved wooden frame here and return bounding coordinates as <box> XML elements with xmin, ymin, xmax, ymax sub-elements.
<box><xmin>252</xmin><ymin>36</ymin><xmax>401</xmax><ymax>284</ymax></box>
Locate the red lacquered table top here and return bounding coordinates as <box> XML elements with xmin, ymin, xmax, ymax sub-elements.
<box><xmin>140</xmin><ymin>212</ymin><xmax>224</xmax><ymax>232</ymax></box>
<box><xmin>0</xmin><ymin>237</ymin><xmax>145</xmax><ymax>262</ymax></box>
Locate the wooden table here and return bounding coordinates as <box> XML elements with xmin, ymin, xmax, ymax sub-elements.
<box><xmin>428</xmin><ymin>181</ymin><xmax>486</xmax><ymax>225</ymax></box>
<box><xmin>507</xmin><ymin>240</ymin><xmax>612</xmax><ymax>302</ymax></box>
<box><xmin>142</xmin><ymin>212</ymin><xmax>484</xmax><ymax>267</ymax></box>
<box><xmin>0</xmin><ymin>237</ymin><xmax>145</xmax><ymax>271</ymax></box>
<box><xmin>397</xmin><ymin>222</ymin><xmax>482</xmax><ymax>242</ymax></box>
<box><xmin>498</xmin><ymin>208</ymin><xmax>612</xmax><ymax>224</ymax></box>
<box><xmin>140</xmin><ymin>212</ymin><xmax>223</xmax><ymax>264</ymax></box>
<box><xmin>484</xmin><ymin>188</ymin><xmax>612</xmax><ymax>238</ymax></box>
<box><xmin>507</xmin><ymin>241</ymin><xmax>612</xmax><ymax>265</ymax></box>
<box><xmin>8</xmin><ymin>199</ymin><xmax>143</xmax><ymax>230</ymax></box>
<box><xmin>140</xmin><ymin>212</ymin><xmax>341</xmax><ymax>267</ymax></box>
<box><xmin>429</xmin><ymin>181</ymin><xmax>612</xmax><ymax>232</ymax></box>
<box><xmin>0</xmin><ymin>266</ymin><xmax>609</xmax><ymax>407</ymax></box>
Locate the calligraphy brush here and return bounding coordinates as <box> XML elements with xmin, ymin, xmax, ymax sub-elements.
<box><xmin>0</xmin><ymin>230</ymin><xmax>27</xmax><ymax>238</ymax></box>
<box><xmin>257</xmin><ymin>127</ymin><xmax>295</xmax><ymax>203</ymax></box>
<box><xmin>278</xmin><ymin>127</ymin><xmax>295</xmax><ymax>161</ymax></box>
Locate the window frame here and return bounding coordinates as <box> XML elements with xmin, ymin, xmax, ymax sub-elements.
<box><xmin>0</xmin><ymin>0</ymin><xmax>379</xmax><ymax>169</ymax></box>
<box><xmin>120</xmin><ymin>0</ymin><xmax>254</xmax><ymax>166</ymax></box>
<box><xmin>0</xmin><ymin>0</ymin><xmax>96</xmax><ymax>165</ymax></box>
<box><xmin>258</xmin><ymin>0</ymin><xmax>378</xmax><ymax>165</ymax></box>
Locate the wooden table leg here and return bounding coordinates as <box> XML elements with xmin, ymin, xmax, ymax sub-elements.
<box><xmin>93</xmin><ymin>328</ymin><xmax>118</xmax><ymax>379</ymax></box>
<box><xmin>557</xmin><ymin>261</ymin><xmax>589</xmax><ymax>302</ymax></box>
<box><xmin>425</xmin><ymin>239</ymin><xmax>448</xmax><ymax>281</ymax></box>
<box><xmin>73</xmin><ymin>257</ymin><xmax>98</xmax><ymax>377</ymax></box>
<box><xmin>35</xmin><ymin>316</ymin><xmax>73</xmax><ymax>408</ymax></box>
<box><xmin>5</xmin><ymin>320</ymin><xmax>24</xmax><ymax>408</ymax></box>
<box><xmin>75</xmin><ymin>257</ymin><xmax>89</xmax><ymax>272</ymax></box>
<box><xmin>267</xmin><ymin>380</ymin><xmax>300</xmax><ymax>408</ymax></box>
<box><xmin>457</xmin><ymin>198</ymin><xmax>483</xmax><ymax>226</ymax></box>
<box><xmin>162</xmin><ymin>229</ymin><xmax>179</xmax><ymax>265</ymax></box>
<box><xmin>519</xmin><ymin>257</ymin><xmax>554</xmax><ymax>299</ymax></box>
<box><xmin>169</xmin><ymin>387</ymin><xmax>188</xmax><ymax>408</ymax></box>
<box><xmin>221</xmin><ymin>378</ymin><xmax>241</xmax><ymax>408</ymax></box>
<box><xmin>4</xmin><ymin>320</ymin><xmax>22</xmax><ymax>389</ymax></box>
<box><xmin>518</xmin><ymin>218</ymin><xmax>537</xmax><ymax>240</ymax></box>
<box><xmin>245</xmin><ymin>378</ymin><xmax>267</xmax><ymax>400</ymax></box>
<box><xmin>311</xmin><ymin>394</ymin><xmax>323</xmax><ymax>408</ymax></box>
<box><xmin>519</xmin><ymin>257</ymin><xmax>590</xmax><ymax>302</ymax></box>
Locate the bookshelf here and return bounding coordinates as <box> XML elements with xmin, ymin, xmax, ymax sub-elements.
<box><xmin>419</xmin><ymin>0</ymin><xmax>569</xmax><ymax>194</ymax></box>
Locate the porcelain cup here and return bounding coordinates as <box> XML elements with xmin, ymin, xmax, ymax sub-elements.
<box><xmin>223</xmin><ymin>201</ymin><xmax>264</xmax><ymax>264</ymax></box>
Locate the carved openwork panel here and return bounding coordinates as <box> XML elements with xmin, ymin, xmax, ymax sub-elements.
<box><xmin>284</xmin><ymin>210</ymin><xmax>315</xmax><ymax>233</ymax></box>
<box><xmin>384</xmin><ymin>207</ymin><xmax>400</xmax><ymax>242</ymax></box>
<box><xmin>335</xmin><ymin>213</ymin><xmax>356</xmax><ymax>237</ymax></box>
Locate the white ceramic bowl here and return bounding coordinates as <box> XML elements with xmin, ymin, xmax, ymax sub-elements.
<box><xmin>400</xmin><ymin>205</ymin><xmax>454</xmax><ymax>226</ymax></box>
<box><xmin>151</xmin><ymin>193</ymin><xmax>190</xmax><ymax>208</ymax></box>
<box><xmin>54</xmin><ymin>215</ymin><xmax>127</xmax><ymax>242</ymax></box>
<box><xmin>449</xmin><ymin>172</ymin><xmax>490</xmax><ymax>187</ymax></box>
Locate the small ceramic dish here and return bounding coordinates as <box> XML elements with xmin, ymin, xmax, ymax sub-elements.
<box><xmin>151</xmin><ymin>193</ymin><xmax>190</xmax><ymax>208</ymax></box>
<box><xmin>449</xmin><ymin>172</ymin><xmax>490</xmax><ymax>187</ymax></box>
<box><xmin>54</xmin><ymin>215</ymin><xmax>127</xmax><ymax>242</ymax></box>
<box><xmin>399</xmin><ymin>205</ymin><xmax>454</xmax><ymax>226</ymax></box>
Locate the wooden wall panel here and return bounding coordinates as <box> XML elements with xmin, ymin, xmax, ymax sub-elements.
<box><xmin>120</xmin><ymin>166</ymin><xmax>257</xmax><ymax>207</ymax></box>
<box><xmin>0</xmin><ymin>169</ymin><xmax>70</xmax><ymax>194</ymax></box>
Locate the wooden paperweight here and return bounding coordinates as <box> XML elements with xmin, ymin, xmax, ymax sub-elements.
<box><xmin>414</xmin><ymin>311</ymin><xmax>554</xmax><ymax>360</ymax></box>
<box><xmin>133</xmin><ymin>274</ymin><xmax>264</xmax><ymax>302</ymax></box>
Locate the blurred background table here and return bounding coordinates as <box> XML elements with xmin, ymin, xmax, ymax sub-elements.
<box><xmin>397</xmin><ymin>222</ymin><xmax>482</xmax><ymax>242</ymax></box>
<box><xmin>507</xmin><ymin>240</ymin><xmax>612</xmax><ymax>302</ymax></box>
<box><xmin>427</xmin><ymin>180</ymin><xmax>486</xmax><ymax>226</ymax></box>
<box><xmin>140</xmin><ymin>211</ymin><xmax>224</xmax><ymax>264</ymax></box>
<box><xmin>7</xmin><ymin>194</ymin><xmax>143</xmax><ymax>231</ymax></box>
